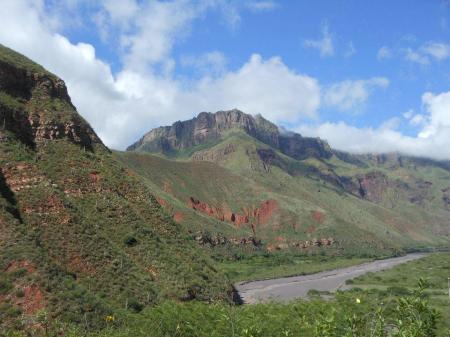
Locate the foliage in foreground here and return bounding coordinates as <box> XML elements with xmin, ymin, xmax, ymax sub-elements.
<box><xmin>3</xmin><ymin>280</ymin><xmax>448</xmax><ymax>337</ymax></box>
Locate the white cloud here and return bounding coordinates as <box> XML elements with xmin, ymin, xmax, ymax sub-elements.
<box><xmin>180</xmin><ymin>51</ymin><xmax>227</xmax><ymax>77</ymax></box>
<box><xmin>421</xmin><ymin>42</ymin><xmax>450</xmax><ymax>60</ymax></box>
<box><xmin>297</xmin><ymin>90</ymin><xmax>450</xmax><ymax>160</ymax></box>
<box><xmin>402</xmin><ymin>109</ymin><xmax>413</xmax><ymax>119</ymax></box>
<box><xmin>409</xmin><ymin>114</ymin><xmax>426</xmax><ymax>126</ymax></box>
<box><xmin>192</xmin><ymin>54</ymin><xmax>320</xmax><ymax>123</ymax></box>
<box><xmin>404</xmin><ymin>42</ymin><xmax>450</xmax><ymax>65</ymax></box>
<box><xmin>304</xmin><ymin>23</ymin><xmax>334</xmax><ymax>57</ymax></box>
<box><xmin>116</xmin><ymin>0</ymin><xmax>202</xmax><ymax>72</ymax></box>
<box><xmin>377</xmin><ymin>46</ymin><xmax>392</xmax><ymax>60</ymax></box>
<box><xmin>405</xmin><ymin>48</ymin><xmax>429</xmax><ymax>65</ymax></box>
<box><xmin>323</xmin><ymin>77</ymin><xmax>389</xmax><ymax>112</ymax></box>
<box><xmin>0</xmin><ymin>0</ymin><xmax>320</xmax><ymax>149</ymax></box>
<box><xmin>5</xmin><ymin>0</ymin><xmax>449</xmax><ymax>161</ymax></box>
<box><xmin>419</xmin><ymin>91</ymin><xmax>450</xmax><ymax>138</ymax></box>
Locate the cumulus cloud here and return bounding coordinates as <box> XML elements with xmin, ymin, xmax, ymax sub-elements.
<box><xmin>192</xmin><ymin>54</ymin><xmax>320</xmax><ymax>123</ymax></box>
<box><xmin>323</xmin><ymin>77</ymin><xmax>389</xmax><ymax>112</ymax></box>
<box><xmin>297</xmin><ymin>90</ymin><xmax>450</xmax><ymax>160</ymax></box>
<box><xmin>0</xmin><ymin>0</ymin><xmax>319</xmax><ymax>149</ymax></box>
<box><xmin>4</xmin><ymin>0</ymin><xmax>448</xmax><ymax>160</ymax></box>
<box><xmin>304</xmin><ymin>23</ymin><xmax>334</xmax><ymax>57</ymax></box>
<box><xmin>180</xmin><ymin>51</ymin><xmax>228</xmax><ymax>77</ymax></box>
<box><xmin>404</xmin><ymin>41</ymin><xmax>450</xmax><ymax>65</ymax></box>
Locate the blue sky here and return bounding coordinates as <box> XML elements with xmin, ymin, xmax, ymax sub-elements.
<box><xmin>1</xmin><ymin>0</ymin><xmax>450</xmax><ymax>159</ymax></box>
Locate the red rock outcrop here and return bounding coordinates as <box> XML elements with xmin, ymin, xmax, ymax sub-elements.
<box><xmin>187</xmin><ymin>197</ymin><xmax>277</xmax><ymax>227</ymax></box>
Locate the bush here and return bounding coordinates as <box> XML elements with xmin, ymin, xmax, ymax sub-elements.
<box><xmin>123</xmin><ymin>235</ymin><xmax>138</xmax><ymax>247</ymax></box>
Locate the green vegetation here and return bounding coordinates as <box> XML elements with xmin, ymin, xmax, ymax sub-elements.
<box><xmin>0</xmin><ymin>45</ymin><xmax>231</xmax><ymax>333</ymax></box>
<box><xmin>0</xmin><ymin>44</ymin><xmax>54</xmax><ymax>76</ymax></box>
<box><xmin>1</xmin><ymin>40</ymin><xmax>450</xmax><ymax>337</ymax></box>
<box><xmin>3</xmin><ymin>279</ymin><xmax>447</xmax><ymax>337</ymax></box>
<box><xmin>351</xmin><ymin>252</ymin><xmax>450</xmax><ymax>334</ymax></box>
<box><xmin>218</xmin><ymin>252</ymin><xmax>369</xmax><ymax>282</ymax></box>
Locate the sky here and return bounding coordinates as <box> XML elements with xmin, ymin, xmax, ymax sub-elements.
<box><xmin>1</xmin><ymin>0</ymin><xmax>450</xmax><ymax>160</ymax></box>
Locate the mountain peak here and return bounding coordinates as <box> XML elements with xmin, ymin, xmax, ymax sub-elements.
<box><xmin>127</xmin><ymin>109</ymin><xmax>332</xmax><ymax>160</ymax></box>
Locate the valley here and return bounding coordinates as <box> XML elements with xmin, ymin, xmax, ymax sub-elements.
<box><xmin>0</xmin><ymin>44</ymin><xmax>449</xmax><ymax>336</ymax></box>
<box><xmin>235</xmin><ymin>253</ymin><xmax>426</xmax><ymax>303</ymax></box>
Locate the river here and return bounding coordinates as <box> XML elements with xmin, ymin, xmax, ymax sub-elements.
<box><xmin>235</xmin><ymin>253</ymin><xmax>426</xmax><ymax>304</ymax></box>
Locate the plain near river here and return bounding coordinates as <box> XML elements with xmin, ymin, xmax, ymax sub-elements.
<box><xmin>235</xmin><ymin>253</ymin><xmax>427</xmax><ymax>304</ymax></box>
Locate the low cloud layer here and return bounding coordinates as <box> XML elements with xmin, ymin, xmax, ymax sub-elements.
<box><xmin>298</xmin><ymin>91</ymin><xmax>450</xmax><ymax>161</ymax></box>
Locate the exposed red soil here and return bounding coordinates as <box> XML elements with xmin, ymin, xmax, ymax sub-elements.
<box><xmin>187</xmin><ymin>197</ymin><xmax>278</xmax><ymax>227</ymax></box>
<box><xmin>311</xmin><ymin>211</ymin><xmax>325</xmax><ymax>224</ymax></box>
<box><xmin>15</xmin><ymin>284</ymin><xmax>45</xmax><ymax>315</ymax></box>
<box><xmin>5</xmin><ymin>260</ymin><xmax>36</xmax><ymax>273</ymax></box>
<box><xmin>173</xmin><ymin>212</ymin><xmax>184</xmax><ymax>223</ymax></box>
<box><xmin>89</xmin><ymin>171</ymin><xmax>101</xmax><ymax>183</ymax></box>
<box><xmin>156</xmin><ymin>197</ymin><xmax>170</xmax><ymax>208</ymax></box>
<box><xmin>251</xmin><ymin>199</ymin><xmax>278</xmax><ymax>225</ymax></box>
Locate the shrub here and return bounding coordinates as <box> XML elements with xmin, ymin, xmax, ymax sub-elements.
<box><xmin>123</xmin><ymin>235</ymin><xmax>138</xmax><ymax>247</ymax></box>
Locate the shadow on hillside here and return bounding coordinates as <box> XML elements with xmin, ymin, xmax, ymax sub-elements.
<box><xmin>0</xmin><ymin>170</ymin><xmax>23</xmax><ymax>223</ymax></box>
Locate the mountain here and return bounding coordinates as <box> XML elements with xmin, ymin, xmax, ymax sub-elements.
<box><xmin>0</xmin><ymin>44</ymin><xmax>231</xmax><ymax>331</ymax></box>
<box><xmin>124</xmin><ymin>109</ymin><xmax>450</xmax><ymax>255</ymax></box>
<box><xmin>128</xmin><ymin>109</ymin><xmax>333</xmax><ymax>160</ymax></box>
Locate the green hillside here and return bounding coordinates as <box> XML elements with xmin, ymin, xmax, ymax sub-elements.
<box><xmin>123</xmin><ymin>111</ymin><xmax>450</xmax><ymax>259</ymax></box>
<box><xmin>0</xmin><ymin>44</ymin><xmax>231</xmax><ymax>332</ymax></box>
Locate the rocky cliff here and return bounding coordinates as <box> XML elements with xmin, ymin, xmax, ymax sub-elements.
<box><xmin>0</xmin><ymin>50</ymin><xmax>102</xmax><ymax>150</ymax></box>
<box><xmin>128</xmin><ymin>109</ymin><xmax>333</xmax><ymax>160</ymax></box>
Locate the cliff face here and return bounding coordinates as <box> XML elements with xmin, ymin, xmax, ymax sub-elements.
<box><xmin>0</xmin><ymin>56</ymin><xmax>102</xmax><ymax>150</ymax></box>
<box><xmin>127</xmin><ymin>109</ymin><xmax>333</xmax><ymax>160</ymax></box>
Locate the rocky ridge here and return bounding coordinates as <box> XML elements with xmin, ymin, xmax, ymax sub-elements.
<box><xmin>128</xmin><ymin>109</ymin><xmax>333</xmax><ymax>160</ymax></box>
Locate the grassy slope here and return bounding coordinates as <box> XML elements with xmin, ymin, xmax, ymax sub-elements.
<box><xmin>350</xmin><ymin>252</ymin><xmax>450</xmax><ymax>334</ymax></box>
<box><xmin>15</xmin><ymin>256</ymin><xmax>450</xmax><ymax>336</ymax></box>
<box><xmin>121</xmin><ymin>130</ymin><xmax>450</xmax><ymax>255</ymax></box>
<box><xmin>0</xmin><ymin>44</ymin><xmax>231</xmax><ymax>331</ymax></box>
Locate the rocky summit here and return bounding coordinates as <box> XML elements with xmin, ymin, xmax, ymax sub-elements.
<box><xmin>128</xmin><ymin>109</ymin><xmax>333</xmax><ymax>160</ymax></box>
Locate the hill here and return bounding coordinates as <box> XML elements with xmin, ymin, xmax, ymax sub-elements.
<box><xmin>124</xmin><ymin>110</ymin><xmax>450</xmax><ymax>257</ymax></box>
<box><xmin>0</xmin><ymin>44</ymin><xmax>232</xmax><ymax>331</ymax></box>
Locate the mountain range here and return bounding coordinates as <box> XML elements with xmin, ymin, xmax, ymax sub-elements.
<box><xmin>123</xmin><ymin>109</ymin><xmax>450</xmax><ymax>255</ymax></box>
